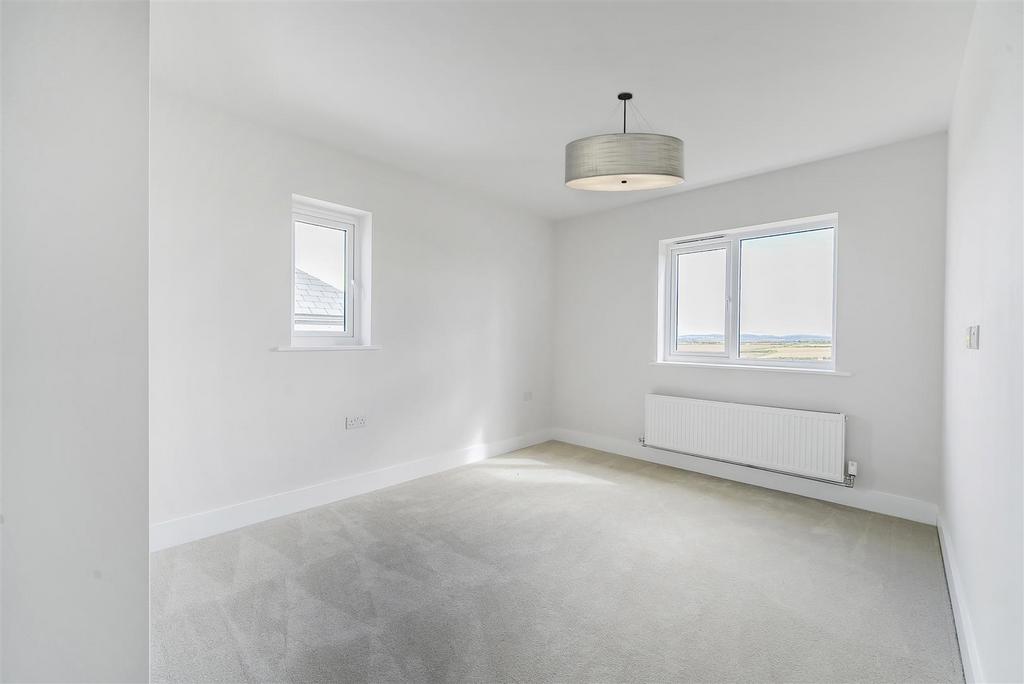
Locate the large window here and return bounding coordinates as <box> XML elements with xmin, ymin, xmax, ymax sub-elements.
<box><xmin>291</xmin><ymin>195</ymin><xmax>372</xmax><ymax>348</ymax></box>
<box><xmin>661</xmin><ymin>215</ymin><xmax>837</xmax><ymax>370</ymax></box>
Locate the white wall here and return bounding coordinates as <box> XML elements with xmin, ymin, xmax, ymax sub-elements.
<box><xmin>1</xmin><ymin>1</ymin><xmax>149</xmax><ymax>680</ymax></box>
<box><xmin>0</xmin><ymin>3</ymin><xmax>5</xmax><ymax>674</ymax></box>
<box><xmin>149</xmin><ymin>89</ymin><xmax>553</xmax><ymax>544</ymax></box>
<box><xmin>941</xmin><ymin>1</ymin><xmax>1023</xmax><ymax>681</ymax></box>
<box><xmin>552</xmin><ymin>134</ymin><xmax>948</xmax><ymax>519</ymax></box>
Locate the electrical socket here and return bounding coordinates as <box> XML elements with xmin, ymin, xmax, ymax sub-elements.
<box><xmin>345</xmin><ymin>416</ymin><xmax>368</xmax><ymax>430</ymax></box>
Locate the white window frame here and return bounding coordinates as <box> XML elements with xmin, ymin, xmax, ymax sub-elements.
<box><xmin>290</xmin><ymin>194</ymin><xmax>373</xmax><ymax>349</ymax></box>
<box><xmin>658</xmin><ymin>213</ymin><xmax>838</xmax><ymax>371</ymax></box>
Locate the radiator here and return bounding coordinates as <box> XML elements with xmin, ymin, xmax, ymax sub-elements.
<box><xmin>643</xmin><ymin>394</ymin><xmax>851</xmax><ymax>486</ymax></box>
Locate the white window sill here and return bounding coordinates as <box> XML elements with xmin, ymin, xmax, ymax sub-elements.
<box><xmin>651</xmin><ymin>360</ymin><xmax>851</xmax><ymax>376</ymax></box>
<box><xmin>274</xmin><ymin>345</ymin><xmax>382</xmax><ymax>352</ymax></box>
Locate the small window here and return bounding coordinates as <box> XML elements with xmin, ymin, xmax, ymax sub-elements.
<box><xmin>674</xmin><ymin>246</ymin><xmax>728</xmax><ymax>355</ymax></box>
<box><xmin>660</xmin><ymin>215</ymin><xmax>837</xmax><ymax>370</ymax></box>
<box><xmin>291</xmin><ymin>195</ymin><xmax>371</xmax><ymax>347</ymax></box>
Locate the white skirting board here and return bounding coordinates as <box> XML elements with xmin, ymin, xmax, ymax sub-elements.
<box><xmin>937</xmin><ymin>516</ymin><xmax>980</xmax><ymax>683</ymax></box>
<box><xmin>152</xmin><ymin>427</ymin><xmax>937</xmax><ymax>549</ymax></box>
<box><xmin>550</xmin><ymin>428</ymin><xmax>938</xmax><ymax>525</ymax></box>
<box><xmin>150</xmin><ymin>429</ymin><xmax>554</xmax><ymax>551</ymax></box>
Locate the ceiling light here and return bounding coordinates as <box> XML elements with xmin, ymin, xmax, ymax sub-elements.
<box><xmin>565</xmin><ymin>93</ymin><xmax>684</xmax><ymax>192</ymax></box>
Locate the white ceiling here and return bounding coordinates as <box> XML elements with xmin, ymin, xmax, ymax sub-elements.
<box><xmin>151</xmin><ymin>1</ymin><xmax>975</xmax><ymax>220</ymax></box>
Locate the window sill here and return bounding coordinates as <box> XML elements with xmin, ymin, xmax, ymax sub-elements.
<box><xmin>274</xmin><ymin>345</ymin><xmax>382</xmax><ymax>352</ymax></box>
<box><xmin>651</xmin><ymin>360</ymin><xmax>851</xmax><ymax>376</ymax></box>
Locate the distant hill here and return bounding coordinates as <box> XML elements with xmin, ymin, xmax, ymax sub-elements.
<box><xmin>740</xmin><ymin>333</ymin><xmax>831</xmax><ymax>343</ymax></box>
<box><xmin>677</xmin><ymin>334</ymin><xmax>830</xmax><ymax>344</ymax></box>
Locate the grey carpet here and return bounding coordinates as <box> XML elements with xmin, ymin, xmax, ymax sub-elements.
<box><xmin>150</xmin><ymin>441</ymin><xmax>963</xmax><ymax>683</ymax></box>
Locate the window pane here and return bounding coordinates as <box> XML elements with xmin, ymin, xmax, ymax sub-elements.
<box><xmin>675</xmin><ymin>248</ymin><xmax>727</xmax><ymax>354</ymax></box>
<box><xmin>739</xmin><ymin>228</ymin><xmax>834</xmax><ymax>361</ymax></box>
<box><xmin>294</xmin><ymin>221</ymin><xmax>347</xmax><ymax>333</ymax></box>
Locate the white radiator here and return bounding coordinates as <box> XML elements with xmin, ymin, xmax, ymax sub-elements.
<box><xmin>643</xmin><ymin>394</ymin><xmax>849</xmax><ymax>485</ymax></box>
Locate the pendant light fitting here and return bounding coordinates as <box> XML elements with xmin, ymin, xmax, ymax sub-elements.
<box><xmin>564</xmin><ymin>92</ymin><xmax>685</xmax><ymax>192</ymax></box>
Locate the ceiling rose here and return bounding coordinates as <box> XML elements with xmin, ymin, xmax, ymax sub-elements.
<box><xmin>565</xmin><ymin>93</ymin><xmax>684</xmax><ymax>192</ymax></box>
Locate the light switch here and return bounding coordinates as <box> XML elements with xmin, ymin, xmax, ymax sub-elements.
<box><xmin>966</xmin><ymin>325</ymin><xmax>980</xmax><ymax>350</ymax></box>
